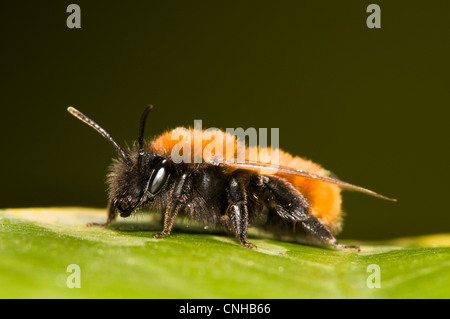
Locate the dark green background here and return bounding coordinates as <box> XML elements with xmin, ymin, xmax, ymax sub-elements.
<box><xmin>1</xmin><ymin>1</ymin><xmax>449</xmax><ymax>240</ymax></box>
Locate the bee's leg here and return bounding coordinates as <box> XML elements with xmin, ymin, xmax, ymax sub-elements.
<box><xmin>87</xmin><ymin>200</ymin><xmax>116</xmax><ymax>227</ymax></box>
<box><xmin>153</xmin><ymin>173</ymin><xmax>190</xmax><ymax>239</ymax></box>
<box><xmin>297</xmin><ymin>215</ymin><xmax>359</xmax><ymax>251</ymax></box>
<box><xmin>227</xmin><ymin>172</ymin><xmax>256</xmax><ymax>249</ymax></box>
<box><xmin>263</xmin><ymin>176</ymin><xmax>359</xmax><ymax>251</ymax></box>
<box><xmin>153</xmin><ymin>199</ymin><xmax>184</xmax><ymax>238</ymax></box>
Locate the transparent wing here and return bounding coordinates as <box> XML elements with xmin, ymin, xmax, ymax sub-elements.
<box><xmin>224</xmin><ymin>160</ymin><xmax>397</xmax><ymax>202</ymax></box>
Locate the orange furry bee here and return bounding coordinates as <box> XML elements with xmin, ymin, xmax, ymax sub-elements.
<box><xmin>68</xmin><ymin>105</ymin><xmax>395</xmax><ymax>250</ymax></box>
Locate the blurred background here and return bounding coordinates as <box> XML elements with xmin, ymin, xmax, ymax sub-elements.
<box><xmin>1</xmin><ymin>1</ymin><xmax>449</xmax><ymax>240</ymax></box>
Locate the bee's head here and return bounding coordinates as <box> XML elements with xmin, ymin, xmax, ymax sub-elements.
<box><xmin>67</xmin><ymin>105</ymin><xmax>170</xmax><ymax>217</ymax></box>
<box><xmin>108</xmin><ymin>153</ymin><xmax>170</xmax><ymax>217</ymax></box>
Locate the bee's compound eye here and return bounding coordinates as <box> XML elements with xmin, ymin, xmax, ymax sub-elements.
<box><xmin>149</xmin><ymin>160</ymin><xmax>170</xmax><ymax>194</ymax></box>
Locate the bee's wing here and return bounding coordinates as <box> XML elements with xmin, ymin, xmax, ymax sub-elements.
<box><xmin>223</xmin><ymin>160</ymin><xmax>397</xmax><ymax>202</ymax></box>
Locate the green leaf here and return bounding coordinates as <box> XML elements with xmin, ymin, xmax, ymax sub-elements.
<box><xmin>1</xmin><ymin>208</ymin><xmax>449</xmax><ymax>298</ymax></box>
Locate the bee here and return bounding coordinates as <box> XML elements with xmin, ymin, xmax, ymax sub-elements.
<box><xmin>68</xmin><ymin>106</ymin><xmax>395</xmax><ymax>250</ymax></box>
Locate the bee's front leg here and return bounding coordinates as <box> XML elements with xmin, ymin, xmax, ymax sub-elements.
<box><xmin>153</xmin><ymin>199</ymin><xmax>184</xmax><ymax>238</ymax></box>
<box><xmin>87</xmin><ymin>200</ymin><xmax>117</xmax><ymax>227</ymax></box>
<box><xmin>153</xmin><ymin>173</ymin><xmax>190</xmax><ymax>239</ymax></box>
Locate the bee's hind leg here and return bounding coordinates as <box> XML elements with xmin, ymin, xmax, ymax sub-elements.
<box><xmin>300</xmin><ymin>215</ymin><xmax>360</xmax><ymax>252</ymax></box>
<box><xmin>262</xmin><ymin>175</ymin><xmax>360</xmax><ymax>252</ymax></box>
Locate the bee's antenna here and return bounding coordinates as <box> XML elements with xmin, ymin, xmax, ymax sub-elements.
<box><xmin>67</xmin><ymin>107</ymin><xmax>131</xmax><ymax>166</ymax></box>
<box><xmin>138</xmin><ymin>105</ymin><xmax>153</xmax><ymax>163</ymax></box>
